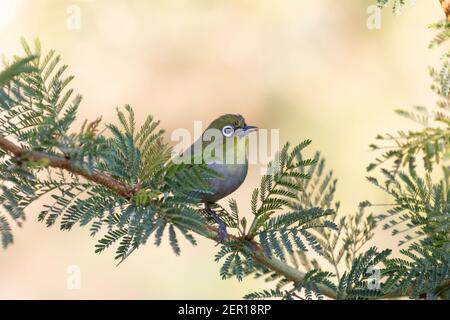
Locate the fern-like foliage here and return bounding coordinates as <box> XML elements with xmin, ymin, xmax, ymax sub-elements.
<box><xmin>430</xmin><ymin>21</ymin><xmax>450</xmax><ymax>59</ymax></box>
<box><xmin>367</xmin><ymin>11</ymin><xmax>450</xmax><ymax>300</ymax></box>
<box><xmin>383</xmin><ymin>244</ymin><xmax>449</xmax><ymax>299</ymax></box>
<box><xmin>368</xmin><ymin>21</ymin><xmax>450</xmax><ymax>174</ymax></box>
<box><xmin>376</xmin><ymin>0</ymin><xmax>407</xmax><ymax>14</ymax></box>
<box><xmin>337</xmin><ymin>247</ymin><xmax>391</xmax><ymax>299</ymax></box>
<box><xmin>368</xmin><ymin>159</ymin><xmax>449</xmax><ymax>249</ymax></box>
<box><xmin>368</xmin><ymin>68</ymin><xmax>450</xmax><ymax>173</ymax></box>
<box><xmin>216</xmin><ymin>146</ymin><xmax>384</xmax><ymax>300</ymax></box>
<box><xmin>292</xmin><ymin>153</ymin><xmax>377</xmax><ymax>279</ymax></box>
<box><xmin>368</xmin><ymin>155</ymin><xmax>450</xmax><ymax>299</ymax></box>
<box><xmin>213</xmin><ymin>143</ymin><xmax>339</xmax><ymax>286</ymax></box>
<box><xmin>1</xmin><ymin>35</ymin><xmax>448</xmax><ymax>300</ymax></box>
<box><xmin>0</xmin><ymin>39</ymin><xmax>217</xmax><ymax>258</ymax></box>
<box><xmin>246</xmin><ymin>270</ymin><xmax>337</xmax><ymax>300</ymax></box>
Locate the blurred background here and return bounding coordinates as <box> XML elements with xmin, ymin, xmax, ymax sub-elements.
<box><xmin>0</xmin><ymin>0</ymin><xmax>445</xmax><ymax>299</ymax></box>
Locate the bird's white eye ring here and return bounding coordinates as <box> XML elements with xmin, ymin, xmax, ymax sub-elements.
<box><xmin>222</xmin><ymin>125</ymin><xmax>234</xmax><ymax>137</ymax></box>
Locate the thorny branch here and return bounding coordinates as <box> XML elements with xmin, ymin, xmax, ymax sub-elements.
<box><xmin>1</xmin><ymin>134</ymin><xmax>448</xmax><ymax>299</ymax></box>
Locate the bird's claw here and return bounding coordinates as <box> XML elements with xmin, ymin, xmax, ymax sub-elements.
<box><xmin>206</xmin><ymin>204</ymin><xmax>228</xmax><ymax>244</ymax></box>
<box><xmin>216</xmin><ymin>220</ymin><xmax>227</xmax><ymax>244</ymax></box>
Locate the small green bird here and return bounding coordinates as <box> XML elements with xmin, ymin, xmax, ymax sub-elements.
<box><xmin>117</xmin><ymin>114</ymin><xmax>256</xmax><ymax>265</ymax></box>
<box><xmin>178</xmin><ymin>114</ymin><xmax>258</xmax><ymax>242</ymax></box>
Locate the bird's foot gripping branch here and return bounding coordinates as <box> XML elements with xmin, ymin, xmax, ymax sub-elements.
<box><xmin>0</xmin><ymin>33</ymin><xmax>449</xmax><ymax>300</ymax></box>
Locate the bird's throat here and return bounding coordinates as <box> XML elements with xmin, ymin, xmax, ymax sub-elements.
<box><xmin>203</xmin><ymin>136</ymin><xmax>249</xmax><ymax>165</ymax></box>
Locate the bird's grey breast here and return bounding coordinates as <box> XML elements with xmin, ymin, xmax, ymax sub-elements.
<box><xmin>201</xmin><ymin>161</ymin><xmax>248</xmax><ymax>203</ymax></box>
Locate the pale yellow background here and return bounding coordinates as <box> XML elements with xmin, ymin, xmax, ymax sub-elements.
<box><xmin>0</xmin><ymin>0</ymin><xmax>445</xmax><ymax>299</ymax></box>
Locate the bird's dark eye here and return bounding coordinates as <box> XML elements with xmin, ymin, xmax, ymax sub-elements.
<box><xmin>222</xmin><ymin>125</ymin><xmax>234</xmax><ymax>137</ymax></box>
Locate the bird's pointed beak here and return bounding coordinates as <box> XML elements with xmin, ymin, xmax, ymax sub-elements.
<box><xmin>243</xmin><ymin>125</ymin><xmax>258</xmax><ymax>133</ymax></box>
<box><xmin>235</xmin><ymin>125</ymin><xmax>258</xmax><ymax>137</ymax></box>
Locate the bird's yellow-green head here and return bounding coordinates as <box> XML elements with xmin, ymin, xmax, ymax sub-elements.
<box><xmin>200</xmin><ymin>114</ymin><xmax>257</xmax><ymax>165</ymax></box>
<box><xmin>177</xmin><ymin>114</ymin><xmax>257</xmax><ymax>165</ymax></box>
<box><xmin>204</xmin><ymin>114</ymin><xmax>257</xmax><ymax>140</ymax></box>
